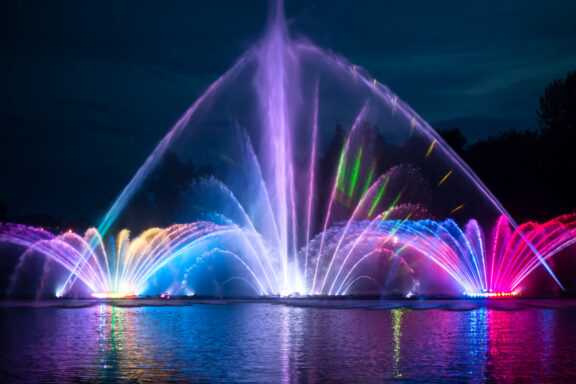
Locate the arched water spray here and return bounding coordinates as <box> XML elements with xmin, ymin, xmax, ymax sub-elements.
<box><xmin>1</xmin><ymin>0</ymin><xmax>570</xmax><ymax>298</ymax></box>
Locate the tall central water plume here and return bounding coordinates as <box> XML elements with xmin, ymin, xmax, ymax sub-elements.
<box><xmin>256</xmin><ymin>4</ymin><xmax>297</xmax><ymax>294</ymax></box>
<box><xmin>11</xmin><ymin>0</ymin><xmax>564</xmax><ymax>298</ymax></box>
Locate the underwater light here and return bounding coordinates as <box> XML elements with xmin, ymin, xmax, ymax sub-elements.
<box><xmin>91</xmin><ymin>292</ymin><xmax>137</xmax><ymax>299</ymax></box>
<box><xmin>464</xmin><ymin>291</ymin><xmax>518</xmax><ymax>298</ymax></box>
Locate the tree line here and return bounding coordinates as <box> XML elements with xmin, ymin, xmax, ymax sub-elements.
<box><xmin>439</xmin><ymin>71</ymin><xmax>576</xmax><ymax>222</ymax></box>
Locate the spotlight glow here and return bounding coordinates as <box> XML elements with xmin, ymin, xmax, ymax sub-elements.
<box><xmin>91</xmin><ymin>292</ymin><xmax>137</xmax><ymax>299</ymax></box>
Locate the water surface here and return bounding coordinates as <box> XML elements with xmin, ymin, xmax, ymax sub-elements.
<box><xmin>1</xmin><ymin>300</ymin><xmax>575</xmax><ymax>382</ymax></box>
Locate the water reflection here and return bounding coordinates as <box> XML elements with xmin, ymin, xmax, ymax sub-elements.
<box><xmin>484</xmin><ymin>307</ymin><xmax>566</xmax><ymax>382</ymax></box>
<box><xmin>468</xmin><ymin>307</ymin><xmax>488</xmax><ymax>380</ymax></box>
<box><xmin>279</xmin><ymin>305</ymin><xmax>290</xmax><ymax>383</ymax></box>
<box><xmin>391</xmin><ymin>308</ymin><xmax>404</xmax><ymax>379</ymax></box>
<box><xmin>1</xmin><ymin>302</ymin><xmax>576</xmax><ymax>382</ymax></box>
<box><xmin>94</xmin><ymin>304</ymin><xmax>176</xmax><ymax>381</ymax></box>
<box><xmin>97</xmin><ymin>304</ymin><xmax>119</xmax><ymax>373</ymax></box>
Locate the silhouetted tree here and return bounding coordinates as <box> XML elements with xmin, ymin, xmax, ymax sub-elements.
<box><xmin>535</xmin><ymin>71</ymin><xmax>576</xmax><ymax>219</ymax></box>
<box><xmin>437</xmin><ymin>127</ymin><xmax>467</xmax><ymax>156</ymax></box>
<box><xmin>537</xmin><ymin>71</ymin><xmax>576</xmax><ymax>141</ymax></box>
<box><xmin>0</xmin><ymin>201</ymin><xmax>6</xmax><ymax>222</ymax></box>
<box><xmin>119</xmin><ymin>151</ymin><xmax>213</xmax><ymax>230</ymax></box>
<box><xmin>464</xmin><ymin>129</ymin><xmax>544</xmax><ymax>221</ymax></box>
<box><xmin>419</xmin><ymin>71</ymin><xmax>576</xmax><ymax>222</ymax></box>
<box><xmin>320</xmin><ymin>124</ymin><xmax>346</xmax><ymax>175</ymax></box>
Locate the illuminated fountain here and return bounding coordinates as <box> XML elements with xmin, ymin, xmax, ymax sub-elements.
<box><xmin>1</xmin><ymin>222</ymin><xmax>244</xmax><ymax>298</ymax></box>
<box><xmin>355</xmin><ymin>214</ymin><xmax>576</xmax><ymax>297</ymax></box>
<box><xmin>0</xmin><ymin>2</ymin><xmax>572</xmax><ymax>298</ymax></box>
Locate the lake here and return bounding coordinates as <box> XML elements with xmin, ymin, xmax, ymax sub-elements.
<box><xmin>1</xmin><ymin>299</ymin><xmax>576</xmax><ymax>382</ymax></box>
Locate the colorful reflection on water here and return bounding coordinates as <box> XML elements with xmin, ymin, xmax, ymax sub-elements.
<box><xmin>1</xmin><ymin>302</ymin><xmax>576</xmax><ymax>382</ymax></box>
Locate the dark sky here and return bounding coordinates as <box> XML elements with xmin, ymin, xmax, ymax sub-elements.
<box><xmin>1</xmin><ymin>0</ymin><xmax>575</xmax><ymax>222</ymax></box>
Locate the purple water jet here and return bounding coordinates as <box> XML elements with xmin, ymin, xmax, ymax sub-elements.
<box><xmin>0</xmin><ymin>1</ymin><xmax>568</xmax><ymax>298</ymax></box>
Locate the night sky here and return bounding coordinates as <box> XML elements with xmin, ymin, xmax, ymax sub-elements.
<box><xmin>1</xmin><ymin>0</ymin><xmax>575</xmax><ymax>222</ymax></box>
